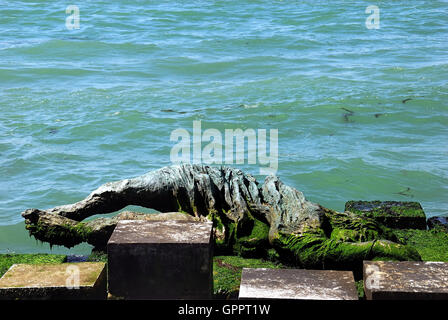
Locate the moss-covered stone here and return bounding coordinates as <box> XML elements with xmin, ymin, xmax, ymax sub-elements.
<box><xmin>0</xmin><ymin>254</ymin><xmax>67</xmax><ymax>278</ymax></box>
<box><xmin>345</xmin><ymin>200</ymin><xmax>427</xmax><ymax>229</ymax></box>
<box><xmin>212</xmin><ymin>255</ymin><xmax>283</xmax><ymax>299</ymax></box>
<box><xmin>392</xmin><ymin>229</ymin><xmax>448</xmax><ymax>262</ymax></box>
<box><xmin>0</xmin><ymin>262</ymin><xmax>107</xmax><ymax>300</ymax></box>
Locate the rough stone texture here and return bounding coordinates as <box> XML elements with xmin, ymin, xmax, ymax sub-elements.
<box><xmin>238</xmin><ymin>268</ymin><xmax>358</xmax><ymax>300</ymax></box>
<box><xmin>345</xmin><ymin>200</ymin><xmax>427</xmax><ymax>229</ymax></box>
<box><xmin>107</xmin><ymin>220</ymin><xmax>213</xmax><ymax>299</ymax></box>
<box><xmin>363</xmin><ymin>261</ymin><xmax>448</xmax><ymax>300</ymax></box>
<box><xmin>0</xmin><ymin>262</ymin><xmax>106</xmax><ymax>300</ymax></box>
<box><xmin>427</xmin><ymin>216</ymin><xmax>448</xmax><ymax>232</ymax></box>
<box><xmin>21</xmin><ymin>164</ymin><xmax>422</xmax><ymax>271</ymax></box>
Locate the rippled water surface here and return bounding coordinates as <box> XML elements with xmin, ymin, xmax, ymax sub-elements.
<box><xmin>0</xmin><ymin>1</ymin><xmax>447</xmax><ymax>254</ymax></box>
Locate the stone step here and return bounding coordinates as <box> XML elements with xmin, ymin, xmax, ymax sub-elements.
<box><xmin>107</xmin><ymin>219</ymin><xmax>213</xmax><ymax>299</ymax></box>
<box><xmin>0</xmin><ymin>262</ymin><xmax>106</xmax><ymax>300</ymax></box>
<box><xmin>345</xmin><ymin>200</ymin><xmax>427</xmax><ymax>229</ymax></box>
<box><xmin>364</xmin><ymin>261</ymin><xmax>448</xmax><ymax>300</ymax></box>
<box><xmin>238</xmin><ymin>268</ymin><xmax>358</xmax><ymax>300</ymax></box>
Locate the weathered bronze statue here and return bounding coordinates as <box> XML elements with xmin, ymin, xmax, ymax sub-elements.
<box><xmin>22</xmin><ymin>164</ymin><xmax>420</xmax><ymax>271</ymax></box>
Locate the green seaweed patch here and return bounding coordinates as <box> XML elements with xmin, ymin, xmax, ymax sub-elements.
<box><xmin>0</xmin><ymin>254</ymin><xmax>67</xmax><ymax>278</ymax></box>
<box><xmin>272</xmin><ymin>226</ymin><xmax>381</xmax><ymax>272</ymax></box>
<box><xmin>26</xmin><ymin>221</ymin><xmax>93</xmax><ymax>248</ymax></box>
<box><xmin>213</xmin><ymin>255</ymin><xmax>283</xmax><ymax>299</ymax></box>
<box><xmin>233</xmin><ymin>218</ymin><xmax>270</xmax><ymax>258</ymax></box>
<box><xmin>273</xmin><ymin>231</ymin><xmax>420</xmax><ymax>278</ymax></box>
<box><xmin>392</xmin><ymin>229</ymin><xmax>448</xmax><ymax>262</ymax></box>
<box><xmin>266</xmin><ymin>248</ymin><xmax>281</xmax><ymax>262</ymax></box>
<box><xmin>355</xmin><ymin>280</ymin><xmax>365</xmax><ymax>300</ymax></box>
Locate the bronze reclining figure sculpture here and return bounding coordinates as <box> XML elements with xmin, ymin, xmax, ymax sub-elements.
<box><xmin>22</xmin><ymin>164</ymin><xmax>420</xmax><ymax>271</ymax></box>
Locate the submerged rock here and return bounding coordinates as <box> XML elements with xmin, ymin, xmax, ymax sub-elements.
<box><xmin>22</xmin><ymin>164</ymin><xmax>421</xmax><ymax>272</ymax></box>
<box><xmin>427</xmin><ymin>216</ymin><xmax>448</xmax><ymax>232</ymax></box>
<box><xmin>66</xmin><ymin>255</ymin><xmax>88</xmax><ymax>263</ymax></box>
<box><xmin>345</xmin><ymin>200</ymin><xmax>427</xmax><ymax>230</ymax></box>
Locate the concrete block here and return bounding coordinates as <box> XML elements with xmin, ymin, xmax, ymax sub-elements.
<box><xmin>0</xmin><ymin>262</ymin><xmax>106</xmax><ymax>300</ymax></box>
<box><xmin>345</xmin><ymin>200</ymin><xmax>426</xmax><ymax>229</ymax></box>
<box><xmin>364</xmin><ymin>260</ymin><xmax>448</xmax><ymax>300</ymax></box>
<box><xmin>238</xmin><ymin>268</ymin><xmax>358</xmax><ymax>300</ymax></box>
<box><xmin>107</xmin><ymin>220</ymin><xmax>213</xmax><ymax>299</ymax></box>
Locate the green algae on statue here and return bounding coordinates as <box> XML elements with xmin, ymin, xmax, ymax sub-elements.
<box><xmin>21</xmin><ymin>164</ymin><xmax>421</xmax><ymax>271</ymax></box>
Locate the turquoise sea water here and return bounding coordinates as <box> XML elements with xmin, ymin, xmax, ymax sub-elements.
<box><xmin>0</xmin><ymin>1</ymin><xmax>447</xmax><ymax>254</ymax></box>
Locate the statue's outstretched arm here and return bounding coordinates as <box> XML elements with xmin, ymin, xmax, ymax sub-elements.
<box><xmin>22</xmin><ymin>167</ymin><xmax>192</xmax><ymax>222</ymax></box>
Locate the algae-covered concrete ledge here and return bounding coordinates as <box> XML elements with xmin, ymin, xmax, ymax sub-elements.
<box><xmin>345</xmin><ymin>200</ymin><xmax>427</xmax><ymax>229</ymax></box>
<box><xmin>0</xmin><ymin>253</ymin><xmax>67</xmax><ymax>278</ymax></box>
<box><xmin>0</xmin><ymin>262</ymin><xmax>107</xmax><ymax>300</ymax></box>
